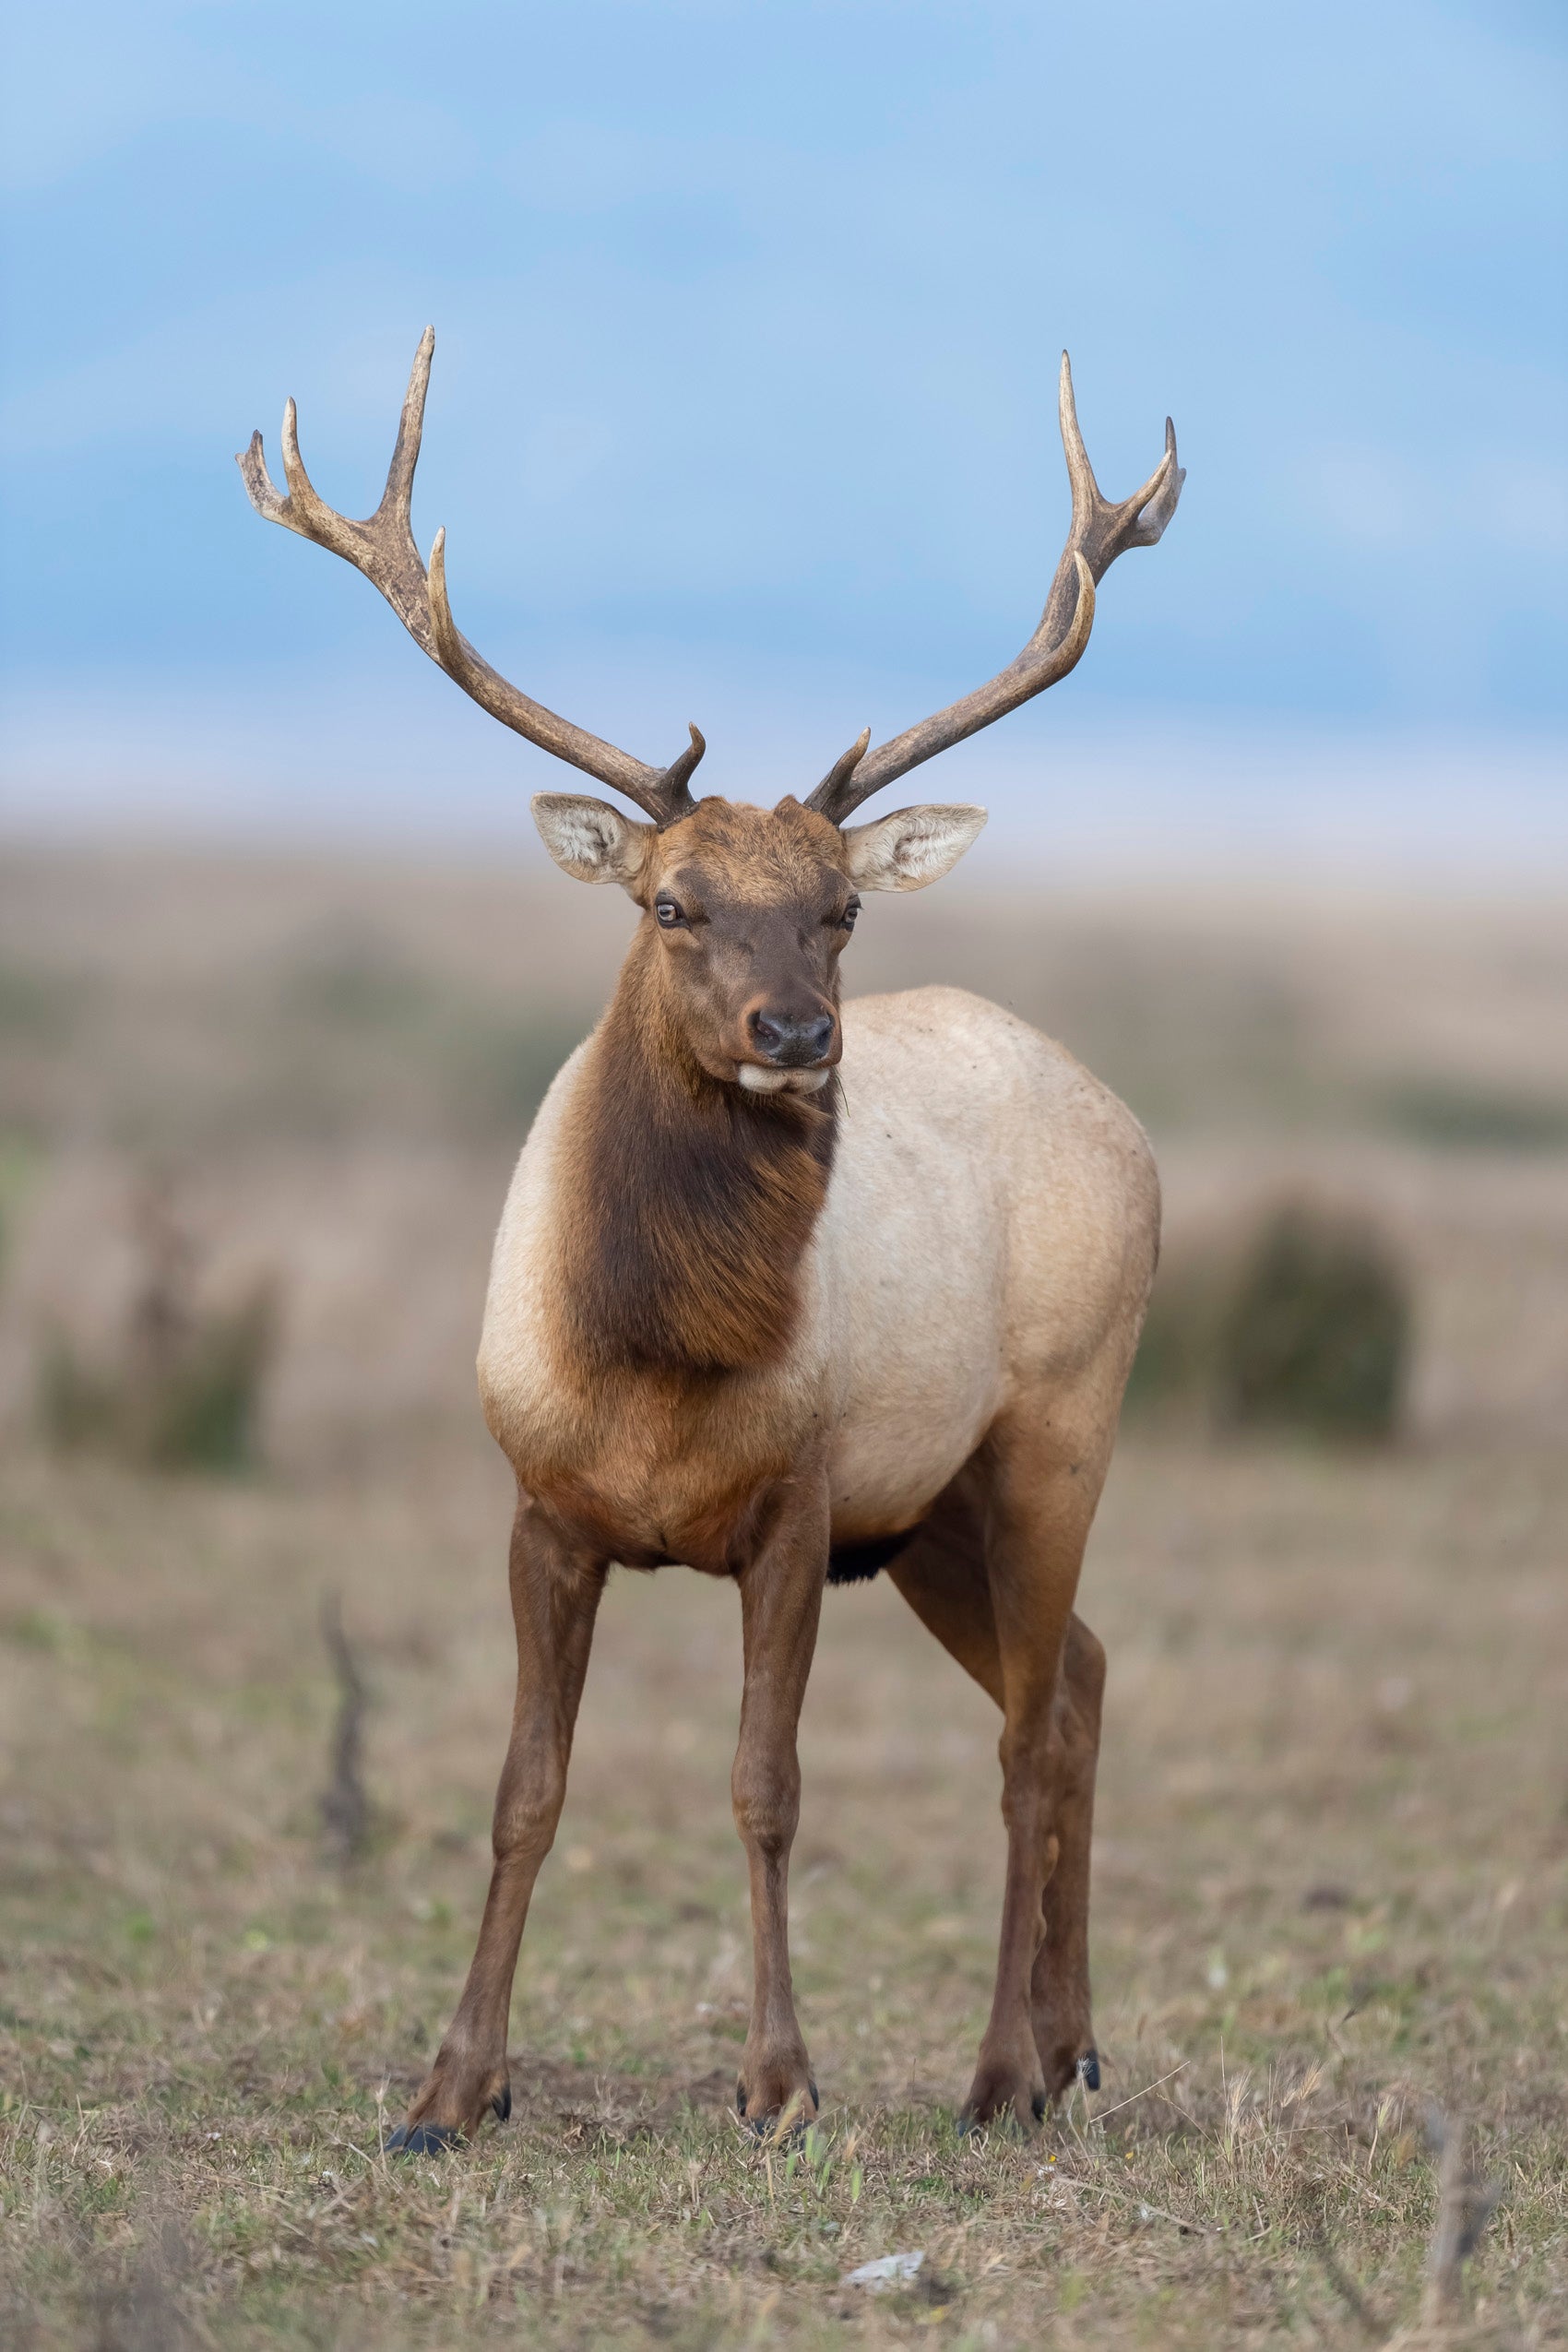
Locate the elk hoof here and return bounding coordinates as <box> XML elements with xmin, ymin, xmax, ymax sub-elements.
<box><xmin>1078</xmin><ymin>2049</ymin><xmax>1100</xmax><ymax>2092</ymax></box>
<box><xmin>386</xmin><ymin>2120</ymin><xmax>462</xmax><ymax>2156</ymax></box>
<box><xmin>959</xmin><ymin>2051</ymin><xmax>1048</xmax><ymax>2133</ymax></box>
<box><xmin>957</xmin><ymin>2105</ymin><xmax>1038</xmax><ymax>2139</ymax></box>
<box><xmin>491</xmin><ymin>2084</ymin><xmax>512</xmax><ymax>2122</ymax></box>
<box><xmin>736</xmin><ymin>2073</ymin><xmax>818</xmax><ymax>2137</ymax></box>
<box><xmin>744</xmin><ymin>2108</ymin><xmax>814</xmax><ymax>2144</ymax></box>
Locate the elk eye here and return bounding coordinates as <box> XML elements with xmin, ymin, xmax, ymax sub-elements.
<box><xmin>654</xmin><ymin>896</ymin><xmax>686</xmax><ymax>929</ymax></box>
<box><xmin>840</xmin><ymin>897</ymin><xmax>861</xmax><ymax>932</ymax></box>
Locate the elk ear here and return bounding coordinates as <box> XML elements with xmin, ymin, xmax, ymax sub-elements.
<box><xmin>531</xmin><ymin>794</ymin><xmax>652</xmax><ymax>889</ymax></box>
<box><xmin>840</xmin><ymin>804</ymin><xmax>987</xmax><ymax>892</ymax></box>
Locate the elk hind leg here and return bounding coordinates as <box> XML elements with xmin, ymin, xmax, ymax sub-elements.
<box><xmin>887</xmin><ymin>1476</ymin><xmax>1104</xmax><ymax>2104</ymax></box>
<box><xmin>1030</xmin><ymin>1612</ymin><xmax>1105</xmax><ymax>2098</ymax></box>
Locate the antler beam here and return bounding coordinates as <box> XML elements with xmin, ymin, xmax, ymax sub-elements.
<box><xmin>237</xmin><ymin>329</ymin><xmax>705</xmax><ymax>827</ymax></box>
<box><xmin>808</xmin><ymin>355</ymin><xmax>1183</xmax><ymax>824</ymax></box>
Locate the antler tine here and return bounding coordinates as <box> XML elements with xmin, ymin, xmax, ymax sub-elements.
<box><xmin>659</xmin><ymin>725</ymin><xmax>707</xmax><ymax>820</ymax></box>
<box><xmin>376</xmin><ymin>324</ymin><xmax>434</xmax><ymax>532</ymax></box>
<box><xmin>808</xmin><ymin>355</ymin><xmax>1182</xmax><ymax>826</ymax></box>
<box><xmin>237</xmin><ymin>428</ymin><xmax>288</xmax><ymax>528</ymax></box>
<box><xmin>1124</xmin><ymin>417</ymin><xmax>1183</xmax><ymax>548</ymax></box>
<box><xmin>1056</xmin><ymin>350</ymin><xmax>1100</xmax><ymax>515</ymax></box>
<box><xmin>279</xmin><ymin>395</ymin><xmax>335</xmax><ymax>536</ymax></box>
<box><xmin>812</xmin><ymin>727</ymin><xmax>872</xmax><ymax>804</ymax></box>
<box><xmin>238</xmin><ymin>329</ymin><xmax>702</xmax><ymax>823</ymax></box>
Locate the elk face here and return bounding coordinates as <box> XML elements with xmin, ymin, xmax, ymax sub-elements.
<box><xmin>532</xmin><ymin>791</ymin><xmax>987</xmax><ymax>1093</ymax></box>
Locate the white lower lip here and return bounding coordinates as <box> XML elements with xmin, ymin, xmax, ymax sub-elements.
<box><xmin>737</xmin><ymin>1064</ymin><xmax>831</xmax><ymax>1094</ymax></box>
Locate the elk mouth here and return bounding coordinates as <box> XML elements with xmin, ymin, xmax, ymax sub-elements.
<box><xmin>735</xmin><ymin>1064</ymin><xmax>833</xmax><ymax>1096</ymax></box>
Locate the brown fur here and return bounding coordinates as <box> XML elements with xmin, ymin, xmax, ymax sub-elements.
<box><xmin>655</xmin><ymin>793</ymin><xmax>849</xmax><ymax>896</ymax></box>
<box><xmin>554</xmin><ymin>924</ymin><xmax>837</xmax><ymax>1377</ymax></box>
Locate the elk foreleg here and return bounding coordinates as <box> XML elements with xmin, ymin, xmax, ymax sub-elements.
<box><xmin>389</xmin><ymin>1494</ymin><xmax>604</xmax><ymax>2152</ymax></box>
<box><xmin>731</xmin><ymin>1469</ymin><xmax>830</xmax><ymax>2132</ymax></box>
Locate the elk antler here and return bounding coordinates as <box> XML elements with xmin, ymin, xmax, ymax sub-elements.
<box><xmin>807</xmin><ymin>354</ymin><xmax>1183</xmax><ymax>824</ymax></box>
<box><xmin>237</xmin><ymin>328</ymin><xmax>706</xmax><ymax>826</ymax></box>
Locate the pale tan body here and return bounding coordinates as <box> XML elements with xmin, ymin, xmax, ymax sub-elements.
<box><xmin>481</xmin><ymin>986</ymin><xmax>1157</xmax><ymax>1560</ymax></box>
<box><xmin>416</xmin><ymin>985</ymin><xmax>1160</xmax><ymax>2139</ymax></box>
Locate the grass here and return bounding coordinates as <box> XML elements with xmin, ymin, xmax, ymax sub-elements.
<box><xmin>2</xmin><ymin>1432</ymin><xmax>1563</xmax><ymax>2346</ymax></box>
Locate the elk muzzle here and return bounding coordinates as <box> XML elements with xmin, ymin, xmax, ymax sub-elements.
<box><xmin>737</xmin><ymin>1000</ymin><xmax>838</xmax><ymax>1093</ymax></box>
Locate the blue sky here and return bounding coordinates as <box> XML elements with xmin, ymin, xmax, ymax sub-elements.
<box><xmin>2</xmin><ymin>0</ymin><xmax>1563</xmax><ymax>871</ymax></box>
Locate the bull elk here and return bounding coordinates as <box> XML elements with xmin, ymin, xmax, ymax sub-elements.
<box><xmin>239</xmin><ymin>330</ymin><xmax>1182</xmax><ymax>2145</ymax></box>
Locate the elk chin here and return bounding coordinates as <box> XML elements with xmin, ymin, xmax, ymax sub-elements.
<box><xmin>736</xmin><ymin>1064</ymin><xmax>832</xmax><ymax>1096</ymax></box>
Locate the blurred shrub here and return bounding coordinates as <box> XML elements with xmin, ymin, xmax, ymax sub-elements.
<box><xmin>39</xmin><ymin>1301</ymin><xmax>274</xmax><ymax>1472</ymax></box>
<box><xmin>1128</xmin><ymin>1199</ymin><xmax>1411</xmax><ymax>1443</ymax></box>
<box><xmin>1379</xmin><ymin>1078</ymin><xmax>1568</xmax><ymax>1152</ymax></box>
<box><xmin>1214</xmin><ymin>1205</ymin><xmax>1409</xmax><ymax>1438</ymax></box>
<box><xmin>38</xmin><ymin>1181</ymin><xmax>278</xmax><ymax>1474</ymax></box>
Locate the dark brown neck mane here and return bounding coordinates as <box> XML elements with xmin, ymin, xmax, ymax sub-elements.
<box><xmin>556</xmin><ymin>931</ymin><xmax>837</xmax><ymax>1377</ymax></box>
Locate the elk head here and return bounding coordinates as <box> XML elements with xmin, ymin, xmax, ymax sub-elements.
<box><xmin>528</xmin><ymin>790</ymin><xmax>987</xmax><ymax>1092</ymax></box>
<box><xmin>238</xmin><ymin>331</ymin><xmax>1182</xmax><ymax>1092</ymax></box>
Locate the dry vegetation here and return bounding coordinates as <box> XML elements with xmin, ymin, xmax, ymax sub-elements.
<box><xmin>1</xmin><ymin>843</ymin><xmax>1565</xmax><ymax>2347</ymax></box>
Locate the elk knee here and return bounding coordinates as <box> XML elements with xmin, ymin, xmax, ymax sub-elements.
<box><xmin>1064</xmin><ymin>1618</ymin><xmax>1107</xmax><ymax>1715</ymax></box>
<box><xmin>493</xmin><ymin>1752</ymin><xmax>567</xmax><ymax>1864</ymax></box>
<box><xmin>731</xmin><ymin>1759</ymin><xmax>801</xmax><ymax>1861</ymax></box>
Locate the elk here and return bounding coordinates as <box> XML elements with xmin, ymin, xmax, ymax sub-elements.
<box><xmin>239</xmin><ymin>330</ymin><xmax>1182</xmax><ymax>2146</ymax></box>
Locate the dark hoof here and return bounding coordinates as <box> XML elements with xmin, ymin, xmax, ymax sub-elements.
<box><xmin>1077</xmin><ymin>2049</ymin><xmax>1100</xmax><ymax>2093</ymax></box>
<box><xmin>491</xmin><ymin>2085</ymin><xmax>512</xmax><ymax>2123</ymax></box>
<box><xmin>386</xmin><ymin>2120</ymin><xmax>462</xmax><ymax>2156</ymax></box>
<box><xmin>737</xmin><ymin>2080</ymin><xmax>818</xmax><ymax>2137</ymax></box>
<box><xmin>957</xmin><ymin>2098</ymin><xmax>1038</xmax><ymax>2137</ymax></box>
<box><xmin>747</xmin><ymin>2109</ymin><xmax>813</xmax><ymax>2144</ymax></box>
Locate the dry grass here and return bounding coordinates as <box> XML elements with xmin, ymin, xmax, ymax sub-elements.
<box><xmin>0</xmin><ymin>846</ymin><xmax>1565</xmax><ymax>2345</ymax></box>
<box><xmin>1</xmin><ymin>1429</ymin><xmax>1563</xmax><ymax>2346</ymax></box>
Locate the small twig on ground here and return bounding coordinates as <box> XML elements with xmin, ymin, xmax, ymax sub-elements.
<box><xmin>1419</xmin><ymin>2106</ymin><xmax>1502</xmax><ymax>2332</ymax></box>
<box><xmin>320</xmin><ymin>1593</ymin><xmax>371</xmax><ymax>1869</ymax></box>
<box><xmin>1085</xmin><ymin>2060</ymin><xmax>1189</xmax><ymax>2127</ymax></box>
<box><xmin>1056</xmin><ymin>2174</ymin><xmax>1210</xmax><ymax>2237</ymax></box>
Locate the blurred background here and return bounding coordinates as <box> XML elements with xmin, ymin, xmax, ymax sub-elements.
<box><xmin>2</xmin><ymin>0</ymin><xmax>1563</xmax><ymax>1464</ymax></box>
<box><xmin>1</xmin><ymin>5</ymin><xmax>1564</xmax><ymax>2342</ymax></box>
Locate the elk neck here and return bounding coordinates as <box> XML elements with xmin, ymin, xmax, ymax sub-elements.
<box><xmin>552</xmin><ymin>923</ymin><xmax>838</xmax><ymax>1379</ymax></box>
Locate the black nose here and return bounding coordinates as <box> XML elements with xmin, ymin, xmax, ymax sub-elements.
<box><xmin>748</xmin><ymin>1009</ymin><xmax>836</xmax><ymax>1067</ymax></box>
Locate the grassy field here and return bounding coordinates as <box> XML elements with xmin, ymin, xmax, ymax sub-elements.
<box><xmin>1</xmin><ymin>847</ymin><xmax>1565</xmax><ymax>2346</ymax></box>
